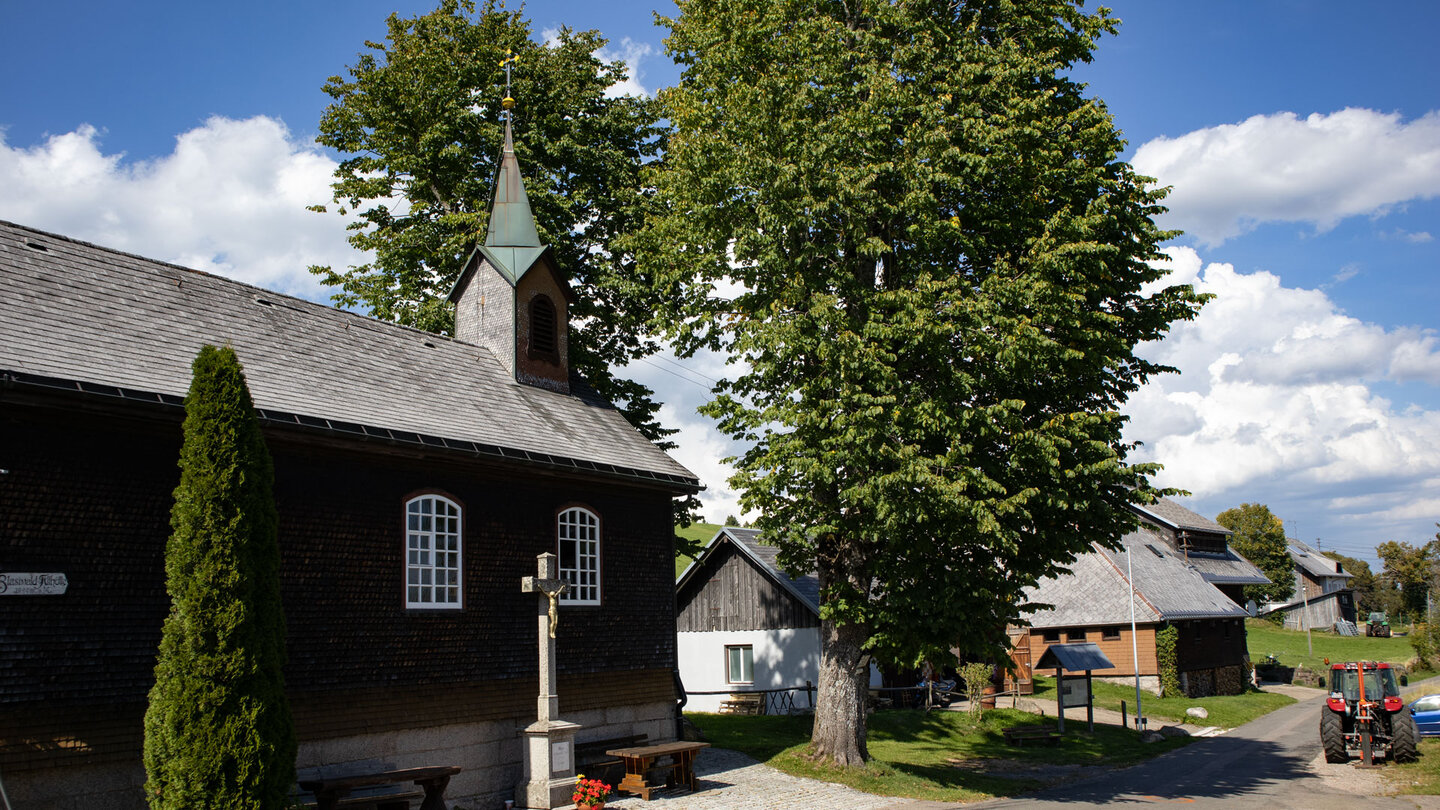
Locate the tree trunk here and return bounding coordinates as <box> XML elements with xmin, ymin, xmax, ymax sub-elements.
<box><xmin>811</xmin><ymin>616</ymin><xmax>870</xmax><ymax>766</ymax></box>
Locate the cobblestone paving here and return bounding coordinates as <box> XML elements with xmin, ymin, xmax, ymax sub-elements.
<box><xmin>605</xmin><ymin>748</ymin><xmax>923</xmax><ymax>810</ymax></box>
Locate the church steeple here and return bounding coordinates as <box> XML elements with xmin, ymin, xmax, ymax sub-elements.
<box><xmin>447</xmin><ymin>65</ymin><xmax>574</xmax><ymax>394</ymax></box>
<box><xmin>481</xmin><ymin>120</ymin><xmax>547</xmax><ymax>283</ymax></box>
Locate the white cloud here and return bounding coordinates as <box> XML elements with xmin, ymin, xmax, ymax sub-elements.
<box><xmin>540</xmin><ymin>28</ymin><xmax>654</xmax><ymax>99</ymax></box>
<box><xmin>597</xmin><ymin>37</ymin><xmax>654</xmax><ymax>98</ymax></box>
<box><xmin>1133</xmin><ymin>108</ymin><xmax>1440</xmax><ymax>246</ymax></box>
<box><xmin>0</xmin><ymin>117</ymin><xmax>361</xmax><ymax>300</ymax></box>
<box><xmin>1128</xmin><ymin>247</ymin><xmax>1440</xmax><ymax>533</ymax></box>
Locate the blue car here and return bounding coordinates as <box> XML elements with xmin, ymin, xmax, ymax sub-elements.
<box><xmin>1409</xmin><ymin>694</ymin><xmax>1440</xmax><ymax>736</ymax></box>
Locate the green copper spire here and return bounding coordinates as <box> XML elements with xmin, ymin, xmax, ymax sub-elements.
<box><xmin>480</xmin><ymin>119</ymin><xmax>547</xmax><ymax>284</ymax></box>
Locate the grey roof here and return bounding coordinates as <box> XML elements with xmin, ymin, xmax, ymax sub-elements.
<box><xmin>677</xmin><ymin>527</ymin><xmax>820</xmax><ymax>614</ymax></box>
<box><xmin>1132</xmin><ymin>497</ymin><xmax>1231</xmax><ymax>535</ymax></box>
<box><xmin>1036</xmin><ymin>642</ymin><xmax>1115</xmax><ymax>672</ymax></box>
<box><xmin>1180</xmin><ymin>548</ymin><xmax>1271</xmax><ymax>586</ymax></box>
<box><xmin>1289</xmin><ymin>538</ymin><xmax>1354</xmax><ymax>581</ymax></box>
<box><xmin>0</xmin><ymin>220</ymin><xmax>698</xmax><ymax>490</ymax></box>
<box><xmin>1023</xmin><ymin>526</ymin><xmax>1249</xmax><ymax>628</ymax></box>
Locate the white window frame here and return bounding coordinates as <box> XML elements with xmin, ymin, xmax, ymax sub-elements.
<box><xmin>726</xmin><ymin>644</ymin><xmax>754</xmax><ymax>684</ymax></box>
<box><xmin>557</xmin><ymin>506</ymin><xmax>601</xmax><ymax>605</ymax></box>
<box><xmin>405</xmin><ymin>494</ymin><xmax>463</xmax><ymax>609</ymax></box>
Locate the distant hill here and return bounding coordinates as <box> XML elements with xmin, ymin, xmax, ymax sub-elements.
<box><xmin>674</xmin><ymin>522</ymin><xmax>721</xmax><ymax>578</ymax></box>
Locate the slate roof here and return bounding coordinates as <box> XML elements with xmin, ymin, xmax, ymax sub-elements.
<box><xmin>1023</xmin><ymin>526</ymin><xmax>1250</xmax><ymax>628</ymax></box>
<box><xmin>1289</xmin><ymin>538</ymin><xmax>1354</xmax><ymax>581</ymax></box>
<box><xmin>1181</xmin><ymin>548</ymin><xmax>1271</xmax><ymax>586</ymax></box>
<box><xmin>0</xmin><ymin>220</ymin><xmax>699</xmax><ymax>491</ymax></box>
<box><xmin>1132</xmin><ymin>498</ymin><xmax>1232</xmax><ymax>536</ymax></box>
<box><xmin>677</xmin><ymin>527</ymin><xmax>821</xmax><ymax>614</ymax></box>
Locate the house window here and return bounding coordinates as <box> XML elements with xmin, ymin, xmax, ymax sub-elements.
<box><xmin>529</xmin><ymin>295</ymin><xmax>558</xmax><ymax>359</ymax></box>
<box><xmin>1102</xmin><ymin>626</ymin><xmax>1121</xmax><ymax>641</ymax></box>
<box><xmin>1066</xmin><ymin>629</ymin><xmax>1086</xmax><ymax>642</ymax></box>
<box><xmin>726</xmin><ymin>645</ymin><xmax>754</xmax><ymax>684</ymax></box>
<box><xmin>558</xmin><ymin>507</ymin><xmax>600</xmax><ymax>605</ymax></box>
<box><xmin>406</xmin><ymin>495</ymin><xmax>462</xmax><ymax>608</ymax></box>
<box><xmin>1042</xmin><ymin>630</ymin><xmax>1060</xmax><ymax>644</ymax></box>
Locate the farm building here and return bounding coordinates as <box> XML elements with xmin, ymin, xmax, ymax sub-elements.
<box><xmin>1014</xmin><ymin>498</ymin><xmax>1269</xmax><ymax>697</ymax></box>
<box><xmin>674</xmin><ymin>527</ymin><xmax>881</xmax><ymax>713</ymax></box>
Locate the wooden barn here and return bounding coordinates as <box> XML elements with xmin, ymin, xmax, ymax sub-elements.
<box><xmin>0</xmin><ymin>122</ymin><xmax>699</xmax><ymax>809</ymax></box>
<box><xmin>674</xmin><ymin>527</ymin><xmax>879</xmax><ymax>712</ymax></box>
<box><xmin>1015</xmin><ymin>498</ymin><xmax>1269</xmax><ymax>698</ymax></box>
<box><xmin>1266</xmin><ymin>538</ymin><xmax>1357</xmax><ymax>631</ymax></box>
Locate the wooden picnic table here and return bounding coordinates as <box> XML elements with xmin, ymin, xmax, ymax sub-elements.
<box><xmin>299</xmin><ymin>765</ymin><xmax>462</xmax><ymax>810</ymax></box>
<box><xmin>605</xmin><ymin>740</ymin><xmax>710</xmax><ymax>800</ymax></box>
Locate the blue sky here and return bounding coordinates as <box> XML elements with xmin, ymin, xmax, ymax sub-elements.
<box><xmin>2</xmin><ymin>1</ymin><xmax>1436</xmax><ymax>566</ymax></box>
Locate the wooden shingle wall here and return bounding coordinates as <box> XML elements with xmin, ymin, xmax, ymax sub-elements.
<box><xmin>676</xmin><ymin>542</ymin><xmax>818</xmax><ymax>632</ymax></box>
<box><xmin>0</xmin><ymin>395</ymin><xmax>679</xmax><ymax>775</ymax></box>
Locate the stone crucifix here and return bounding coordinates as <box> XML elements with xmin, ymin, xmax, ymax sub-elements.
<box><xmin>521</xmin><ymin>553</ymin><xmax>569</xmax><ymax>722</ymax></box>
<box><xmin>518</xmin><ymin>553</ymin><xmax>582</xmax><ymax>809</ymax></box>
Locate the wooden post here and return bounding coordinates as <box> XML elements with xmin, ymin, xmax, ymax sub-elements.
<box><xmin>1055</xmin><ymin>668</ymin><xmax>1065</xmax><ymax>733</ymax></box>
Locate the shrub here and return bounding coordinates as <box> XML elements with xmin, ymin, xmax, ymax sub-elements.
<box><xmin>1156</xmin><ymin>625</ymin><xmax>1181</xmax><ymax>697</ymax></box>
<box><xmin>143</xmin><ymin>346</ymin><xmax>295</xmax><ymax>809</ymax></box>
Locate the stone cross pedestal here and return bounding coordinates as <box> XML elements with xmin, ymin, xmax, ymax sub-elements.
<box><xmin>517</xmin><ymin>553</ymin><xmax>582</xmax><ymax>809</ymax></box>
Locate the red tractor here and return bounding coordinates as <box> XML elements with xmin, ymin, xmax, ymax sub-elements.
<box><xmin>1321</xmin><ymin>661</ymin><xmax>1418</xmax><ymax>764</ymax></box>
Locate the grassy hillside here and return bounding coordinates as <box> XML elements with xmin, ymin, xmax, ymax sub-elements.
<box><xmin>674</xmin><ymin>521</ymin><xmax>721</xmax><ymax>578</ymax></box>
<box><xmin>1246</xmin><ymin>619</ymin><xmax>1425</xmax><ymax>675</ymax></box>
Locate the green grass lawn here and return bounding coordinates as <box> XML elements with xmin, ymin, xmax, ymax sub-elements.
<box><xmin>689</xmin><ymin>709</ymin><xmax>1189</xmax><ymax>802</ymax></box>
<box><xmin>1030</xmin><ymin>674</ymin><xmax>1295</xmax><ymax>729</ymax></box>
<box><xmin>1246</xmin><ymin>619</ymin><xmax>1429</xmax><ymax>676</ymax></box>
<box><xmin>1384</xmin><ymin>738</ymin><xmax>1440</xmax><ymax>794</ymax></box>
<box><xmin>674</xmin><ymin>522</ymin><xmax>721</xmax><ymax>577</ymax></box>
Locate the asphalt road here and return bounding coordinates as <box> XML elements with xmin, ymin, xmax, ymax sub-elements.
<box><xmin>972</xmin><ymin>682</ymin><xmax>1440</xmax><ymax>810</ymax></box>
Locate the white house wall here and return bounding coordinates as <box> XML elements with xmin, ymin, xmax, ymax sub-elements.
<box><xmin>677</xmin><ymin>629</ymin><xmax>881</xmax><ymax>712</ymax></box>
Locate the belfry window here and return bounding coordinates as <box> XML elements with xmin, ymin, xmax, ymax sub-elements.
<box><xmin>529</xmin><ymin>295</ymin><xmax>558</xmax><ymax>359</ymax></box>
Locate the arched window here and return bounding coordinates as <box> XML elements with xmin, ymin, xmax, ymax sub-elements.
<box><xmin>529</xmin><ymin>295</ymin><xmax>558</xmax><ymax>359</ymax></box>
<box><xmin>557</xmin><ymin>507</ymin><xmax>600</xmax><ymax>605</ymax></box>
<box><xmin>406</xmin><ymin>494</ymin><xmax>462</xmax><ymax>609</ymax></box>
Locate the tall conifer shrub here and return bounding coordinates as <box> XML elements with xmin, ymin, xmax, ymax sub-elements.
<box><xmin>143</xmin><ymin>345</ymin><xmax>295</xmax><ymax>809</ymax></box>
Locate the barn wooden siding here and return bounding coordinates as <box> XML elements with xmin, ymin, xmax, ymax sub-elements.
<box><xmin>676</xmin><ymin>542</ymin><xmax>818</xmax><ymax>632</ymax></box>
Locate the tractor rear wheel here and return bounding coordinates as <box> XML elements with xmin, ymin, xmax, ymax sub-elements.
<box><xmin>1321</xmin><ymin>709</ymin><xmax>1348</xmax><ymax>763</ymax></box>
<box><xmin>1392</xmin><ymin>712</ymin><xmax>1419</xmax><ymax>763</ymax></box>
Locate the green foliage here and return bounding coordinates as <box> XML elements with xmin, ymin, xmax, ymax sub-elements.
<box><xmin>313</xmin><ymin>0</ymin><xmax>682</xmax><ymax>467</ymax></box>
<box><xmin>1215</xmin><ymin>503</ymin><xmax>1294</xmax><ymax>604</ymax></box>
<box><xmin>1376</xmin><ymin>536</ymin><xmax>1439</xmax><ymax>618</ymax></box>
<box><xmin>642</xmin><ymin>0</ymin><xmax>1206</xmax><ymax>756</ymax></box>
<box><xmin>1411</xmin><ymin>623</ymin><xmax>1437</xmax><ymax>669</ymax></box>
<box><xmin>143</xmin><ymin>346</ymin><xmax>295</xmax><ymax>809</ymax></box>
<box><xmin>1321</xmin><ymin>550</ymin><xmax>1382</xmax><ymax>613</ymax></box>
<box><xmin>957</xmin><ymin>662</ymin><xmax>993</xmax><ymax>718</ymax></box>
<box><xmin>1155</xmin><ymin>625</ymin><xmax>1181</xmax><ymax>698</ymax></box>
<box><xmin>724</xmin><ymin>514</ymin><xmax>741</xmax><ymax>527</ymax></box>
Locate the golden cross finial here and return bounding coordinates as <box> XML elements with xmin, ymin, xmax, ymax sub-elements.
<box><xmin>499</xmin><ymin>48</ymin><xmax>518</xmax><ymax>120</ymax></box>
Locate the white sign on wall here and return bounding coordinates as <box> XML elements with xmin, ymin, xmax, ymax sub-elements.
<box><xmin>0</xmin><ymin>573</ymin><xmax>68</xmax><ymax>595</ymax></box>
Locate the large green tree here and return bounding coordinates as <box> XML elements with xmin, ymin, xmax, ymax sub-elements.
<box><xmin>1215</xmin><ymin>503</ymin><xmax>1294</xmax><ymax>604</ymax></box>
<box><xmin>1376</xmin><ymin>534</ymin><xmax>1440</xmax><ymax>618</ymax></box>
<box><xmin>311</xmin><ymin>0</ymin><xmax>674</xmax><ymax>450</ymax></box>
<box><xmin>143</xmin><ymin>346</ymin><xmax>295</xmax><ymax>810</ymax></box>
<box><xmin>1321</xmin><ymin>550</ymin><xmax>1386</xmax><ymax>614</ymax></box>
<box><xmin>641</xmin><ymin>0</ymin><xmax>1205</xmax><ymax>764</ymax></box>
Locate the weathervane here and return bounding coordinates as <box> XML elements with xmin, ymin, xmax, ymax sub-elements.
<box><xmin>499</xmin><ymin>48</ymin><xmax>518</xmax><ymax>123</ymax></box>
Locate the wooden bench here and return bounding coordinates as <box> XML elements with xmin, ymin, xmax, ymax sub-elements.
<box><xmin>298</xmin><ymin>765</ymin><xmax>461</xmax><ymax>810</ymax></box>
<box><xmin>575</xmin><ymin>733</ymin><xmax>648</xmax><ymax>785</ymax></box>
<box><xmin>1002</xmin><ymin>725</ymin><xmax>1062</xmax><ymax>746</ymax></box>
<box><xmin>718</xmin><ymin>693</ymin><xmax>763</xmax><ymax>715</ymax></box>
<box><xmin>606</xmin><ymin>741</ymin><xmax>710</xmax><ymax>800</ymax></box>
